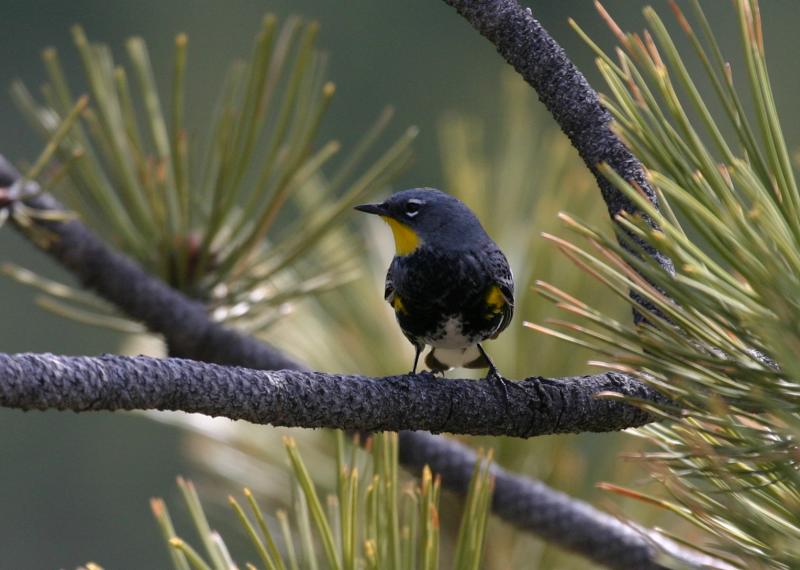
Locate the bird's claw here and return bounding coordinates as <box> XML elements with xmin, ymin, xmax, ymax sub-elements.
<box><xmin>410</xmin><ymin>370</ymin><xmax>436</xmax><ymax>380</ymax></box>
<box><xmin>485</xmin><ymin>366</ymin><xmax>511</xmax><ymax>407</ymax></box>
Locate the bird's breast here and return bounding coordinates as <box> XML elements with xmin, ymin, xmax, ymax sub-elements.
<box><xmin>392</xmin><ymin>247</ymin><xmax>483</xmax><ymax>301</ymax></box>
<box><xmin>424</xmin><ymin>315</ymin><xmax>474</xmax><ymax>348</ymax></box>
<box><xmin>389</xmin><ymin>247</ymin><xmax>506</xmax><ymax>345</ymax></box>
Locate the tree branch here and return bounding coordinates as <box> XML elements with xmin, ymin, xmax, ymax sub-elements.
<box><xmin>0</xmin><ymin>342</ymin><xmax>716</xmax><ymax>568</ymax></box>
<box><xmin>442</xmin><ymin>0</ymin><xmax>675</xmax><ymax>277</ymax></box>
<box><xmin>24</xmin><ymin>193</ymin><xmax>304</xmax><ymax>372</ymax></box>
<box><xmin>400</xmin><ymin>432</ymin><xmax>736</xmax><ymax>570</ymax></box>
<box><xmin>0</xmin><ymin>352</ymin><xmax>660</xmax><ymax>436</ymax></box>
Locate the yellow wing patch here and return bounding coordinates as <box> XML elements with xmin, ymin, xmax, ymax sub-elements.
<box><xmin>381</xmin><ymin>216</ymin><xmax>421</xmax><ymax>256</ymax></box>
<box><xmin>391</xmin><ymin>294</ymin><xmax>408</xmax><ymax>315</ymax></box>
<box><xmin>485</xmin><ymin>284</ymin><xmax>506</xmax><ymax>318</ymax></box>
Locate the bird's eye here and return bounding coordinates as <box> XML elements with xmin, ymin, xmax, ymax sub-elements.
<box><xmin>405</xmin><ymin>199</ymin><xmax>423</xmax><ymax>218</ymax></box>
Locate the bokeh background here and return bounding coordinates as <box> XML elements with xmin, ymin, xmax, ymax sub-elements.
<box><xmin>1</xmin><ymin>1</ymin><xmax>799</xmax><ymax>568</ymax></box>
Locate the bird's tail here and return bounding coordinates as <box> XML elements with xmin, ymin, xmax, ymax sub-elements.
<box><xmin>425</xmin><ymin>345</ymin><xmax>488</xmax><ymax>372</ymax></box>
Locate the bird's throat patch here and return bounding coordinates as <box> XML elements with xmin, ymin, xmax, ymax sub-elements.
<box><xmin>381</xmin><ymin>216</ymin><xmax>420</xmax><ymax>256</ymax></box>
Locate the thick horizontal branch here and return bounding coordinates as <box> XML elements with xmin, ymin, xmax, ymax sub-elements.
<box><xmin>0</xmin><ymin>353</ymin><xmax>661</xmax><ymax>437</ymax></box>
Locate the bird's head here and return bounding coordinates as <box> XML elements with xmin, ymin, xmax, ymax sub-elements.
<box><xmin>355</xmin><ymin>188</ymin><xmax>485</xmax><ymax>256</ymax></box>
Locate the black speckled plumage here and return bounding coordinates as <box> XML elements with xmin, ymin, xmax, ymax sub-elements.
<box><xmin>357</xmin><ymin>188</ymin><xmax>514</xmax><ymax>373</ymax></box>
<box><xmin>388</xmin><ymin>245</ymin><xmax>511</xmax><ymax>344</ymax></box>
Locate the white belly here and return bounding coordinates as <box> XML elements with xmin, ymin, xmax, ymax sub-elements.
<box><xmin>425</xmin><ymin>316</ymin><xmax>472</xmax><ymax>349</ymax></box>
<box><xmin>424</xmin><ymin>315</ymin><xmax>482</xmax><ymax>368</ymax></box>
<box><xmin>430</xmin><ymin>345</ymin><xmax>482</xmax><ymax>369</ymax></box>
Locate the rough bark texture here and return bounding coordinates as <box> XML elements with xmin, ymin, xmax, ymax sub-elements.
<box><xmin>442</xmin><ymin>0</ymin><xmax>651</xmax><ymax>213</ymax></box>
<box><xmin>0</xmin><ymin>353</ymin><xmax>660</xmax><ymax>436</ymax></box>
<box><xmin>442</xmin><ymin>0</ymin><xmax>675</xmax><ymax>278</ymax></box>
<box><xmin>401</xmin><ymin>432</ymin><xmax>735</xmax><ymax>570</ymax></box>
<box><xmin>401</xmin><ymin>432</ymin><xmax>660</xmax><ymax>569</ymax></box>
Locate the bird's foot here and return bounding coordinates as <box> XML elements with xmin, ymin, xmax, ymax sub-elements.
<box><xmin>410</xmin><ymin>369</ymin><xmax>436</xmax><ymax>380</ymax></box>
<box><xmin>485</xmin><ymin>366</ymin><xmax>512</xmax><ymax>407</ymax></box>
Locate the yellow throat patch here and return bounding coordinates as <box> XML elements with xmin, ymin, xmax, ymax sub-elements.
<box><xmin>381</xmin><ymin>216</ymin><xmax>420</xmax><ymax>256</ymax></box>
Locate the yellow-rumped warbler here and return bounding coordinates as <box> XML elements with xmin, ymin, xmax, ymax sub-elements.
<box><xmin>356</xmin><ymin>188</ymin><xmax>514</xmax><ymax>377</ymax></box>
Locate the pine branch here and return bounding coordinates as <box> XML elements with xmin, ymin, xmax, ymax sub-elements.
<box><xmin>21</xmin><ymin>195</ymin><xmax>304</xmax><ymax>372</ymax></box>
<box><xmin>400</xmin><ymin>432</ymin><xmax>737</xmax><ymax>570</ymax></box>
<box><xmin>439</xmin><ymin>0</ymin><xmax>652</xmax><ymax>215</ymax></box>
<box><xmin>441</xmin><ymin>0</ymin><xmax>675</xmax><ymax>278</ymax></box>
<box><xmin>0</xmin><ymin>352</ymin><xmax>660</xmax><ymax>436</ymax></box>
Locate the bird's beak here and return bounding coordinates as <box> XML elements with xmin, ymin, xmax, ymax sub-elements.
<box><xmin>354</xmin><ymin>202</ymin><xmax>386</xmax><ymax>216</ymax></box>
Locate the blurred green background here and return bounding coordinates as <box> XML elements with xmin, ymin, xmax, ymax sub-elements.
<box><xmin>2</xmin><ymin>1</ymin><xmax>800</xmax><ymax>568</ymax></box>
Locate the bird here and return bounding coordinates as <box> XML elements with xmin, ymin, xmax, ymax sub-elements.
<box><xmin>355</xmin><ymin>188</ymin><xmax>514</xmax><ymax>380</ymax></box>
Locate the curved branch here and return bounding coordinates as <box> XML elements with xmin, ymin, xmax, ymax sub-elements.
<box><xmin>0</xmin><ymin>353</ymin><xmax>660</xmax><ymax>436</ymax></box>
<box><xmin>400</xmin><ymin>432</ymin><xmax>735</xmax><ymax>570</ymax></box>
<box><xmin>442</xmin><ymin>0</ymin><xmax>674</xmax><ymax>276</ymax></box>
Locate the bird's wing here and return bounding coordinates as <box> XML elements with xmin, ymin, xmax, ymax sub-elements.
<box><xmin>386</xmin><ymin>260</ymin><xmax>424</xmax><ymax>349</ymax></box>
<box><xmin>487</xmin><ymin>248</ymin><xmax>515</xmax><ymax>337</ymax></box>
<box><xmin>384</xmin><ymin>269</ymin><xmax>395</xmax><ymax>303</ymax></box>
<box><xmin>384</xmin><ymin>261</ymin><xmax>398</xmax><ymax>305</ymax></box>
<box><xmin>385</xmin><ymin>259</ymin><xmax>409</xmax><ymax>314</ymax></box>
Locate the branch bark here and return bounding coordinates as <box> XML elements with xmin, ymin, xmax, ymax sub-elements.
<box><xmin>400</xmin><ymin>432</ymin><xmax>736</xmax><ymax>570</ymax></box>
<box><xmin>24</xmin><ymin>192</ymin><xmax>304</xmax><ymax>371</ymax></box>
<box><xmin>442</xmin><ymin>0</ymin><xmax>675</xmax><ymax>279</ymax></box>
<box><xmin>0</xmin><ymin>352</ymin><xmax>660</xmax><ymax>436</ymax></box>
<box><xmin>441</xmin><ymin>0</ymin><xmax>660</xmax><ymax>219</ymax></box>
